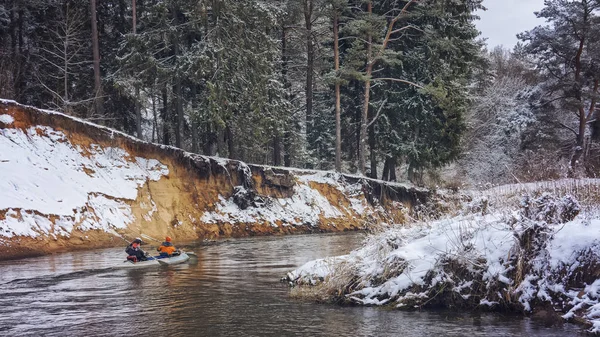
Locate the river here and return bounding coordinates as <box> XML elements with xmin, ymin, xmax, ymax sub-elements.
<box><xmin>0</xmin><ymin>233</ymin><xmax>582</xmax><ymax>336</ymax></box>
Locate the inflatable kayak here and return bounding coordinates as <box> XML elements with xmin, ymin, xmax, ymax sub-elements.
<box><xmin>122</xmin><ymin>253</ymin><xmax>190</xmax><ymax>268</ymax></box>
<box><xmin>157</xmin><ymin>252</ymin><xmax>190</xmax><ymax>265</ymax></box>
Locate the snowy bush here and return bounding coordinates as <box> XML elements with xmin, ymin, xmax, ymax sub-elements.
<box><xmin>520</xmin><ymin>193</ymin><xmax>580</xmax><ymax>224</ymax></box>
<box><xmin>287</xmin><ymin>193</ymin><xmax>600</xmax><ymax>333</ymax></box>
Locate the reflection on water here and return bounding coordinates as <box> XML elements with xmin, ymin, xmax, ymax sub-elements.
<box><xmin>0</xmin><ymin>233</ymin><xmax>582</xmax><ymax>336</ymax></box>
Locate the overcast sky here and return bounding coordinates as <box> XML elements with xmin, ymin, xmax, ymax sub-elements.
<box><xmin>475</xmin><ymin>0</ymin><xmax>547</xmax><ymax>49</ymax></box>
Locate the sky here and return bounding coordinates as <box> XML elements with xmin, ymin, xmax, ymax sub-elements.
<box><xmin>475</xmin><ymin>0</ymin><xmax>547</xmax><ymax>49</ymax></box>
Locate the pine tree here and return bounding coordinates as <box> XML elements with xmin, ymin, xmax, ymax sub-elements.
<box><xmin>518</xmin><ymin>0</ymin><xmax>600</xmax><ymax>176</ymax></box>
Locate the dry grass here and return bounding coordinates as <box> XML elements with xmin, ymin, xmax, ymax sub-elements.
<box><xmin>475</xmin><ymin>179</ymin><xmax>600</xmax><ymax>212</ymax></box>
<box><xmin>289</xmin><ymin>259</ymin><xmax>363</xmax><ymax>304</ymax></box>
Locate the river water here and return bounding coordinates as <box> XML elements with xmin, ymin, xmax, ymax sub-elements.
<box><xmin>0</xmin><ymin>233</ymin><xmax>582</xmax><ymax>336</ymax></box>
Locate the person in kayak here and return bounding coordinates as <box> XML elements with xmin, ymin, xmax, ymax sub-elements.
<box><xmin>157</xmin><ymin>236</ymin><xmax>179</xmax><ymax>257</ymax></box>
<box><xmin>126</xmin><ymin>238</ymin><xmax>148</xmax><ymax>262</ymax></box>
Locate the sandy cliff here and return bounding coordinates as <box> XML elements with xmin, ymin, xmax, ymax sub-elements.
<box><xmin>0</xmin><ymin>100</ymin><xmax>429</xmax><ymax>260</ymax></box>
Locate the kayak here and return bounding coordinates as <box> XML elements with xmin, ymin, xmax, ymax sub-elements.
<box><xmin>157</xmin><ymin>252</ymin><xmax>190</xmax><ymax>265</ymax></box>
<box><xmin>122</xmin><ymin>253</ymin><xmax>190</xmax><ymax>268</ymax></box>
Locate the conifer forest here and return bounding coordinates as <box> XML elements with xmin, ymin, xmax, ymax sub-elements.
<box><xmin>1</xmin><ymin>0</ymin><xmax>599</xmax><ymax>185</ymax></box>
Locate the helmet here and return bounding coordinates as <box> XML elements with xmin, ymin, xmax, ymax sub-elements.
<box><xmin>133</xmin><ymin>238</ymin><xmax>142</xmax><ymax>244</ymax></box>
<box><xmin>165</xmin><ymin>236</ymin><xmax>172</xmax><ymax>242</ymax></box>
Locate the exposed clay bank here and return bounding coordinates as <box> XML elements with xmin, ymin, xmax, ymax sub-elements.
<box><xmin>0</xmin><ymin>100</ymin><xmax>429</xmax><ymax>260</ymax></box>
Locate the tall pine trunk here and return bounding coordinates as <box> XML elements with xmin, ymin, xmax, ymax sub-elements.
<box><xmin>16</xmin><ymin>6</ymin><xmax>24</xmax><ymax>101</ymax></box>
<box><xmin>9</xmin><ymin>0</ymin><xmax>16</xmax><ymax>99</ymax></box>
<box><xmin>358</xmin><ymin>0</ymin><xmax>417</xmax><ymax>175</ymax></box>
<box><xmin>333</xmin><ymin>7</ymin><xmax>342</xmax><ymax>172</ymax></box>
<box><xmin>273</xmin><ymin>134</ymin><xmax>282</xmax><ymax>166</ymax></box>
<box><xmin>133</xmin><ymin>0</ymin><xmax>143</xmax><ymax>139</ymax></box>
<box><xmin>358</xmin><ymin>1</ymin><xmax>372</xmax><ymax>175</ymax></box>
<box><xmin>151</xmin><ymin>83</ymin><xmax>157</xmax><ymax>143</ymax></box>
<box><xmin>191</xmin><ymin>85</ymin><xmax>199</xmax><ymax>154</ymax></box>
<box><xmin>172</xmin><ymin>4</ymin><xmax>183</xmax><ymax>149</ymax></box>
<box><xmin>369</xmin><ymin>112</ymin><xmax>377</xmax><ymax>178</ymax></box>
<box><xmin>304</xmin><ymin>0</ymin><xmax>314</xmax><ymax>142</ymax></box>
<box><xmin>90</xmin><ymin>0</ymin><xmax>104</xmax><ymax>117</ymax></box>
<box><xmin>161</xmin><ymin>86</ymin><xmax>170</xmax><ymax>145</ymax></box>
<box><xmin>225</xmin><ymin>124</ymin><xmax>236</xmax><ymax>159</ymax></box>
<box><xmin>382</xmin><ymin>156</ymin><xmax>396</xmax><ymax>181</ymax></box>
<box><xmin>135</xmin><ymin>85</ymin><xmax>142</xmax><ymax>139</ymax></box>
<box><xmin>282</xmin><ymin>24</ymin><xmax>293</xmax><ymax>167</ymax></box>
<box><xmin>132</xmin><ymin>0</ymin><xmax>136</xmax><ymax>34</ymax></box>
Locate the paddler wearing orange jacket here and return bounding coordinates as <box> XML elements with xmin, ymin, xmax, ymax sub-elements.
<box><xmin>157</xmin><ymin>236</ymin><xmax>179</xmax><ymax>257</ymax></box>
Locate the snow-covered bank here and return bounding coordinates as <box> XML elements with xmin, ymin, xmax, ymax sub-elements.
<box><xmin>286</xmin><ymin>193</ymin><xmax>600</xmax><ymax>334</ymax></box>
<box><xmin>0</xmin><ymin>125</ymin><xmax>168</xmax><ymax>238</ymax></box>
<box><xmin>0</xmin><ymin>100</ymin><xmax>429</xmax><ymax>260</ymax></box>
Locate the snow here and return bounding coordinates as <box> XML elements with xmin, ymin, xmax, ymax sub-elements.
<box><xmin>201</xmin><ymin>168</ymin><xmax>389</xmax><ymax>226</ymax></box>
<box><xmin>286</xmin><ymin>256</ymin><xmax>348</xmax><ymax>285</ymax></box>
<box><xmin>287</xmin><ymin>198</ymin><xmax>600</xmax><ymax>332</ymax></box>
<box><xmin>547</xmin><ymin>219</ymin><xmax>600</xmax><ymax>268</ymax></box>
<box><xmin>81</xmin><ymin>195</ymin><xmax>135</xmax><ymax>231</ymax></box>
<box><xmin>201</xmin><ymin>183</ymin><xmax>343</xmax><ymax>226</ymax></box>
<box><xmin>0</xmin><ymin>123</ymin><xmax>169</xmax><ymax>239</ymax></box>
<box><xmin>0</xmin><ymin>114</ymin><xmax>14</xmax><ymax>125</ymax></box>
<box><xmin>343</xmin><ymin>213</ymin><xmax>515</xmax><ymax>305</ymax></box>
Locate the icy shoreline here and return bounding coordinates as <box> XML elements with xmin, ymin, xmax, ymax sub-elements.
<box><xmin>286</xmin><ymin>193</ymin><xmax>600</xmax><ymax>334</ymax></box>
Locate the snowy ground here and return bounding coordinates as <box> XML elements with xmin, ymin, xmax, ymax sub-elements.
<box><xmin>287</xmin><ymin>193</ymin><xmax>600</xmax><ymax>334</ymax></box>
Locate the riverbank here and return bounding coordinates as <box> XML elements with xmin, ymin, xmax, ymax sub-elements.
<box><xmin>0</xmin><ymin>99</ymin><xmax>429</xmax><ymax>260</ymax></box>
<box><xmin>286</xmin><ymin>190</ymin><xmax>600</xmax><ymax>334</ymax></box>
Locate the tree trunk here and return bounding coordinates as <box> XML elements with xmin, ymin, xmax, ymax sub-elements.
<box><xmin>135</xmin><ymin>86</ymin><xmax>142</xmax><ymax>139</ymax></box>
<box><xmin>216</xmin><ymin>127</ymin><xmax>225</xmax><ymax>157</ymax></box>
<box><xmin>15</xmin><ymin>6</ymin><xmax>24</xmax><ymax>101</ymax></box>
<box><xmin>358</xmin><ymin>1</ymin><xmax>373</xmax><ymax>175</ymax></box>
<box><xmin>191</xmin><ymin>85</ymin><xmax>199</xmax><ymax>154</ymax></box>
<box><xmin>225</xmin><ymin>124</ymin><xmax>236</xmax><ymax>159</ymax></box>
<box><xmin>161</xmin><ymin>86</ymin><xmax>170</xmax><ymax>145</ymax></box>
<box><xmin>132</xmin><ymin>0</ymin><xmax>136</xmax><ymax>34</ymax></box>
<box><xmin>9</xmin><ymin>0</ymin><xmax>17</xmax><ymax>100</ymax></box>
<box><xmin>9</xmin><ymin>0</ymin><xmax>16</xmax><ymax>60</ymax></box>
<box><xmin>389</xmin><ymin>158</ymin><xmax>396</xmax><ymax>182</ymax></box>
<box><xmin>382</xmin><ymin>157</ymin><xmax>390</xmax><ymax>181</ymax></box>
<box><xmin>333</xmin><ymin>8</ymin><xmax>342</xmax><ymax>172</ymax></box>
<box><xmin>63</xmin><ymin>10</ymin><xmax>69</xmax><ymax>106</ymax></box>
<box><xmin>382</xmin><ymin>157</ymin><xmax>397</xmax><ymax>181</ymax></box>
<box><xmin>174</xmin><ymin>78</ymin><xmax>182</xmax><ymax>148</ymax></box>
<box><xmin>203</xmin><ymin>123</ymin><xmax>218</xmax><ymax>156</ymax></box>
<box><xmin>282</xmin><ymin>24</ymin><xmax>293</xmax><ymax>167</ymax></box>
<box><xmin>273</xmin><ymin>133</ymin><xmax>282</xmax><ymax>166</ymax></box>
<box><xmin>369</xmin><ymin>113</ymin><xmax>377</xmax><ymax>179</ymax></box>
<box><xmin>132</xmin><ymin>0</ymin><xmax>142</xmax><ymax>139</ymax></box>
<box><xmin>90</xmin><ymin>0</ymin><xmax>104</xmax><ymax>117</ymax></box>
<box><xmin>172</xmin><ymin>5</ymin><xmax>183</xmax><ymax>149</ymax></box>
<box><xmin>151</xmin><ymin>85</ymin><xmax>157</xmax><ymax>143</ymax></box>
<box><xmin>304</xmin><ymin>0</ymin><xmax>314</xmax><ymax>140</ymax></box>
<box><xmin>283</xmin><ymin>130</ymin><xmax>292</xmax><ymax>167</ymax></box>
<box><xmin>569</xmin><ymin>33</ymin><xmax>588</xmax><ymax>176</ymax></box>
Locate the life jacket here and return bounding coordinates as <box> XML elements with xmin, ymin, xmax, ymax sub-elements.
<box><xmin>126</xmin><ymin>244</ymin><xmax>147</xmax><ymax>261</ymax></box>
<box><xmin>157</xmin><ymin>241</ymin><xmax>177</xmax><ymax>255</ymax></box>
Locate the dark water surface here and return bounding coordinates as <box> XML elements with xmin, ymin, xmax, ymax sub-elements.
<box><xmin>0</xmin><ymin>233</ymin><xmax>582</xmax><ymax>336</ymax></box>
